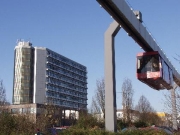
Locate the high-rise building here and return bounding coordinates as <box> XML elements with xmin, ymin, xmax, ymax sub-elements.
<box><xmin>13</xmin><ymin>41</ymin><xmax>34</xmax><ymax>104</ymax></box>
<box><xmin>13</xmin><ymin>41</ymin><xmax>88</xmax><ymax>110</ymax></box>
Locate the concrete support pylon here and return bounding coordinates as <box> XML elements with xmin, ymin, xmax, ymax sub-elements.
<box><xmin>171</xmin><ymin>84</ymin><xmax>178</xmax><ymax>130</ymax></box>
<box><xmin>105</xmin><ymin>20</ymin><xmax>120</xmax><ymax>132</ymax></box>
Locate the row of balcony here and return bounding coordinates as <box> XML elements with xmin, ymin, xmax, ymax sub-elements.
<box><xmin>46</xmin><ymin>79</ymin><xmax>87</xmax><ymax>94</ymax></box>
<box><xmin>47</xmin><ymin>60</ymin><xmax>87</xmax><ymax>79</ymax></box>
<box><xmin>46</xmin><ymin>49</ymin><xmax>86</xmax><ymax>72</ymax></box>
<box><xmin>46</xmin><ymin>87</ymin><xmax>87</xmax><ymax>100</ymax></box>
<box><xmin>47</xmin><ymin>97</ymin><xmax>87</xmax><ymax>108</ymax></box>
<box><xmin>47</xmin><ymin>57</ymin><xmax>86</xmax><ymax>74</ymax></box>
<box><xmin>46</xmin><ymin>68</ymin><xmax>87</xmax><ymax>87</ymax></box>
<box><xmin>46</xmin><ymin>70</ymin><xmax>87</xmax><ymax>88</ymax></box>
<box><xmin>46</xmin><ymin>82</ymin><xmax>87</xmax><ymax>95</ymax></box>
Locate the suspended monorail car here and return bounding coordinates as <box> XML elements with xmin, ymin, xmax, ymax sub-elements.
<box><xmin>136</xmin><ymin>51</ymin><xmax>173</xmax><ymax>90</ymax></box>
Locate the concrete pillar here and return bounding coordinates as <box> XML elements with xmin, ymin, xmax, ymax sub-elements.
<box><xmin>171</xmin><ymin>84</ymin><xmax>178</xmax><ymax>130</ymax></box>
<box><xmin>105</xmin><ymin>20</ymin><xmax>120</xmax><ymax>132</ymax></box>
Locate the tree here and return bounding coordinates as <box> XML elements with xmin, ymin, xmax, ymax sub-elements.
<box><xmin>135</xmin><ymin>95</ymin><xmax>154</xmax><ymax>115</ymax></box>
<box><xmin>121</xmin><ymin>78</ymin><xmax>134</xmax><ymax>123</ymax></box>
<box><xmin>170</xmin><ymin>56</ymin><xmax>180</xmax><ymax>114</ymax></box>
<box><xmin>135</xmin><ymin>95</ymin><xmax>161</xmax><ymax>125</ymax></box>
<box><xmin>90</xmin><ymin>78</ymin><xmax>105</xmax><ymax>119</ymax></box>
<box><xmin>135</xmin><ymin>95</ymin><xmax>154</xmax><ymax>123</ymax></box>
<box><xmin>164</xmin><ymin>88</ymin><xmax>180</xmax><ymax>114</ymax></box>
<box><xmin>163</xmin><ymin>88</ymin><xmax>180</xmax><ymax>128</ymax></box>
<box><xmin>173</xmin><ymin>54</ymin><xmax>180</xmax><ymax>64</ymax></box>
<box><xmin>91</xmin><ymin>97</ymin><xmax>100</xmax><ymax>115</ymax></box>
<box><xmin>0</xmin><ymin>79</ymin><xmax>7</xmax><ymax>106</ymax></box>
<box><xmin>164</xmin><ymin>91</ymin><xmax>172</xmax><ymax>113</ymax></box>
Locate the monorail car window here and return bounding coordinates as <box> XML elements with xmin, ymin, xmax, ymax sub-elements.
<box><xmin>137</xmin><ymin>54</ymin><xmax>160</xmax><ymax>73</ymax></box>
<box><xmin>151</xmin><ymin>56</ymin><xmax>160</xmax><ymax>71</ymax></box>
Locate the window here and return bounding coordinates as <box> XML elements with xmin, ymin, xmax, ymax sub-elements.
<box><xmin>11</xmin><ymin>108</ymin><xmax>19</xmax><ymax>114</ymax></box>
<box><xmin>137</xmin><ymin>54</ymin><xmax>160</xmax><ymax>73</ymax></box>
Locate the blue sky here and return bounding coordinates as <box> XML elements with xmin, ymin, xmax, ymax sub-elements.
<box><xmin>1</xmin><ymin>0</ymin><xmax>180</xmax><ymax>112</ymax></box>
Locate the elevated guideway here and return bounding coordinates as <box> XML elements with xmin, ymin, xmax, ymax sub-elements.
<box><xmin>97</xmin><ymin>0</ymin><xmax>180</xmax><ymax>86</ymax></box>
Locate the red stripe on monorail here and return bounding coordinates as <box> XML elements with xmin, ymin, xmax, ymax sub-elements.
<box><xmin>137</xmin><ymin>72</ymin><xmax>161</xmax><ymax>79</ymax></box>
<box><xmin>137</xmin><ymin>51</ymin><xmax>159</xmax><ymax>57</ymax></box>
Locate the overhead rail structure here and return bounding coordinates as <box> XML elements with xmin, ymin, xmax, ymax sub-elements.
<box><xmin>97</xmin><ymin>0</ymin><xmax>180</xmax><ymax>86</ymax></box>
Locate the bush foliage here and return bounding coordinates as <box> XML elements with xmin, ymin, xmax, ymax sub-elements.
<box><xmin>0</xmin><ymin>112</ymin><xmax>36</xmax><ymax>135</ymax></box>
<box><xmin>0</xmin><ymin>111</ymin><xmax>176</xmax><ymax>135</ymax></box>
<box><xmin>61</xmin><ymin>128</ymin><xmax>171</xmax><ymax>135</ymax></box>
<box><xmin>0</xmin><ymin>112</ymin><xmax>52</xmax><ymax>135</ymax></box>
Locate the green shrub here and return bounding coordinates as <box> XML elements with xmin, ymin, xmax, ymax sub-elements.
<box><xmin>117</xmin><ymin>119</ymin><xmax>128</xmax><ymax>130</ymax></box>
<box><xmin>0</xmin><ymin>112</ymin><xmax>16</xmax><ymax>135</ymax></box>
<box><xmin>73</xmin><ymin>113</ymin><xmax>104</xmax><ymax>130</ymax></box>
<box><xmin>134</xmin><ymin>121</ymin><xmax>147</xmax><ymax>128</ymax></box>
<box><xmin>60</xmin><ymin>128</ymin><xmax>115</xmax><ymax>135</ymax></box>
<box><xmin>0</xmin><ymin>112</ymin><xmax>36</xmax><ymax>135</ymax></box>
<box><xmin>139</xmin><ymin>127</ymin><xmax>169</xmax><ymax>135</ymax></box>
<box><xmin>60</xmin><ymin>128</ymin><xmax>170</xmax><ymax>135</ymax></box>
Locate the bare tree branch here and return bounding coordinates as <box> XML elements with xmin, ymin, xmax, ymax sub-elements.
<box><xmin>90</xmin><ymin>78</ymin><xmax>105</xmax><ymax>119</ymax></box>
<box><xmin>135</xmin><ymin>95</ymin><xmax>154</xmax><ymax>114</ymax></box>
<box><xmin>0</xmin><ymin>79</ymin><xmax>7</xmax><ymax>106</ymax></box>
<box><xmin>121</xmin><ymin>78</ymin><xmax>134</xmax><ymax>123</ymax></box>
<box><xmin>173</xmin><ymin>54</ymin><xmax>180</xmax><ymax>64</ymax></box>
<box><xmin>90</xmin><ymin>97</ymin><xmax>100</xmax><ymax>114</ymax></box>
<box><xmin>135</xmin><ymin>95</ymin><xmax>161</xmax><ymax>125</ymax></box>
<box><xmin>164</xmin><ymin>88</ymin><xmax>180</xmax><ymax>114</ymax></box>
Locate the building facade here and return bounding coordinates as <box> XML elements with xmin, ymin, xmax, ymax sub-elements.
<box><xmin>13</xmin><ymin>42</ymin><xmax>34</xmax><ymax>104</ymax></box>
<box><xmin>13</xmin><ymin>41</ymin><xmax>88</xmax><ymax>110</ymax></box>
